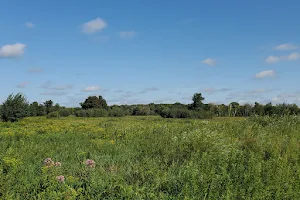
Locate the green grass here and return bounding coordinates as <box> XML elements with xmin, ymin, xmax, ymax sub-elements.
<box><xmin>1</xmin><ymin>116</ymin><xmax>300</xmax><ymax>199</ymax></box>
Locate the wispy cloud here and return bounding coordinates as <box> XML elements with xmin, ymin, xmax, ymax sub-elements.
<box><xmin>266</xmin><ymin>56</ymin><xmax>280</xmax><ymax>64</ymax></box>
<box><xmin>114</xmin><ymin>89</ymin><xmax>124</xmax><ymax>93</ymax></box>
<box><xmin>81</xmin><ymin>18</ymin><xmax>107</xmax><ymax>34</ymax></box>
<box><xmin>266</xmin><ymin>52</ymin><xmax>300</xmax><ymax>63</ymax></box>
<box><xmin>255</xmin><ymin>70</ymin><xmax>275</xmax><ymax>79</ymax></box>
<box><xmin>28</xmin><ymin>67</ymin><xmax>43</xmax><ymax>73</ymax></box>
<box><xmin>119</xmin><ymin>31</ymin><xmax>137</xmax><ymax>39</ymax></box>
<box><xmin>40</xmin><ymin>91</ymin><xmax>68</xmax><ymax>96</ymax></box>
<box><xmin>25</xmin><ymin>22</ymin><xmax>35</xmax><ymax>28</ymax></box>
<box><xmin>272</xmin><ymin>92</ymin><xmax>300</xmax><ymax>104</ymax></box>
<box><xmin>227</xmin><ymin>88</ymin><xmax>277</xmax><ymax>102</ymax></box>
<box><xmin>204</xmin><ymin>88</ymin><xmax>232</xmax><ymax>94</ymax></box>
<box><xmin>40</xmin><ymin>81</ymin><xmax>52</xmax><ymax>89</ymax></box>
<box><xmin>202</xmin><ymin>58</ymin><xmax>216</xmax><ymax>66</ymax></box>
<box><xmin>246</xmin><ymin>88</ymin><xmax>277</xmax><ymax>94</ymax></box>
<box><xmin>122</xmin><ymin>91</ymin><xmax>135</xmax><ymax>98</ymax></box>
<box><xmin>0</xmin><ymin>43</ymin><xmax>26</xmax><ymax>58</ymax></box>
<box><xmin>52</xmin><ymin>84</ymin><xmax>73</xmax><ymax>90</ymax></box>
<box><xmin>82</xmin><ymin>86</ymin><xmax>101</xmax><ymax>92</ymax></box>
<box><xmin>17</xmin><ymin>82</ymin><xmax>29</xmax><ymax>88</ymax></box>
<box><xmin>138</xmin><ymin>87</ymin><xmax>159</xmax><ymax>94</ymax></box>
<box><xmin>40</xmin><ymin>81</ymin><xmax>72</xmax><ymax>90</ymax></box>
<box><xmin>273</xmin><ymin>43</ymin><xmax>298</xmax><ymax>51</ymax></box>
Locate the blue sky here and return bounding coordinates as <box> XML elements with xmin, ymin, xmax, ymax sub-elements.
<box><xmin>0</xmin><ymin>0</ymin><xmax>300</xmax><ymax>107</ymax></box>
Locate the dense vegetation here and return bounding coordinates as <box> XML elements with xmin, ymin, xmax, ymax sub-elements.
<box><xmin>1</xmin><ymin>116</ymin><xmax>300</xmax><ymax>199</ymax></box>
<box><xmin>1</xmin><ymin>92</ymin><xmax>299</xmax><ymax>122</ymax></box>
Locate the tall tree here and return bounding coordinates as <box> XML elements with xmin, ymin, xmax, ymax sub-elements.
<box><xmin>44</xmin><ymin>100</ymin><xmax>54</xmax><ymax>114</ymax></box>
<box><xmin>191</xmin><ymin>93</ymin><xmax>205</xmax><ymax>110</ymax></box>
<box><xmin>229</xmin><ymin>102</ymin><xmax>239</xmax><ymax>117</ymax></box>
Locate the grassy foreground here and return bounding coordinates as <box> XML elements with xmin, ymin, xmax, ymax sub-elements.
<box><xmin>1</xmin><ymin>116</ymin><xmax>300</xmax><ymax>199</ymax></box>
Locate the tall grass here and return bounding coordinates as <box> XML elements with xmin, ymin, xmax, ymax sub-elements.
<box><xmin>0</xmin><ymin>116</ymin><xmax>300</xmax><ymax>199</ymax></box>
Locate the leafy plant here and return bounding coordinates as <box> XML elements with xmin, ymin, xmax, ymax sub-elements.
<box><xmin>0</xmin><ymin>93</ymin><xmax>29</xmax><ymax>122</ymax></box>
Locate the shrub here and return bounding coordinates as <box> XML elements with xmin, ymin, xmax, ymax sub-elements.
<box><xmin>0</xmin><ymin>93</ymin><xmax>29</xmax><ymax>122</ymax></box>
<box><xmin>75</xmin><ymin>109</ymin><xmax>108</xmax><ymax>117</ymax></box>
<box><xmin>159</xmin><ymin>107</ymin><xmax>213</xmax><ymax>119</ymax></box>
<box><xmin>59</xmin><ymin>109</ymin><xmax>72</xmax><ymax>117</ymax></box>
<box><xmin>47</xmin><ymin>111</ymin><xmax>60</xmax><ymax>118</ymax></box>
<box><xmin>93</xmin><ymin>109</ymin><xmax>109</xmax><ymax>117</ymax></box>
<box><xmin>132</xmin><ymin>106</ymin><xmax>151</xmax><ymax>116</ymax></box>
<box><xmin>109</xmin><ymin>107</ymin><xmax>126</xmax><ymax>117</ymax></box>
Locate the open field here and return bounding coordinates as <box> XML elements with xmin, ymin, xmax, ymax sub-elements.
<box><xmin>1</xmin><ymin>116</ymin><xmax>300</xmax><ymax>199</ymax></box>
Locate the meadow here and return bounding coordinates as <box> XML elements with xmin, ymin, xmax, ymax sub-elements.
<box><xmin>1</xmin><ymin>116</ymin><xmax>300</xmax><ymax>199</ymax></box>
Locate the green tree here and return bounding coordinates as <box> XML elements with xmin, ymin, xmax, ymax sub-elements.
<box><xmin>253</xmin><ymin>102</ymin><xmax>264</xmax><ymax>116</ymax></box>
<box><xmin>0</xmin><ymin>93</ymin><xmax>29</xmax><ymax>122</ymax></box>
<box><xmin>191</xmin><ymin>93</ymin><xmax>205</xmax><ymax>110</ymax></box>
<box><xmin>228</xmin><ymin>102</ymin><xmax>239</xmax><ymax>117</ymax></box>
<box><xmin>80</xmin><ymin>95</ymin><xmax>108</xmax><ymax>109</ymax></box>
<box><xmin>44</xmin><ymin>100</ymin><xmax>54</xmax><ymax>114</ymax></box>
<box><xmin>264</xmin><ymin>102</ymin><xmax>273</xmax><ymax>116</ymax></box>
<box><xmin>29</xmin><ymin>101</ymin><xmax>39</xmax><ymax>116</ymax></box>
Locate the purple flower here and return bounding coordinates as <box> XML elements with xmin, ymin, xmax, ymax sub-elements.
<box><xmin>85</xmin><ymin>159</ymin><xmax>96</xmax><ymax>168</ymax></box>
<box><xmin>54</xmin><ymin>162</ymin><xmax>61</xmax><ymax>167</ymax></box>
<box><xmin>43</xmin><ymin>158</ymin><xmax>54</xmax><ymax>167</ymax></box>
<box><xmin>56</xmin><ymin>175</ymin><xmax>65</xmax><ymax>183</ymax></box>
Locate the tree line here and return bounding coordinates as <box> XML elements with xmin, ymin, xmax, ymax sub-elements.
<box><xmin>0</xmin><ymin>93</ymin><xmax>299</xmax><ymax>122</ymax></box>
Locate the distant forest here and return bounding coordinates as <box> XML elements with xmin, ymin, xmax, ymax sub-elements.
<box><xmin>0</xmin><ymin>92</ymin><xmax>299</xmax><ymax>122</ymax></box>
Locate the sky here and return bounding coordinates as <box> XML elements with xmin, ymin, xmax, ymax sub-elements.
<box><xmin>0</xmin><ymin>0</ymin><xmax>300</xmax><ymax>107</ymax></box>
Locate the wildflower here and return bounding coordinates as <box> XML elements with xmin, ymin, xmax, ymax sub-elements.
<box><xmin>56</xmin><ymin>175</ymin><xmax>65</xmax><ymax>183</ymax></box>
<box><xmin>55</xmin><ymin>162</ymin><xmax>61</xmax><ymax>167</ymax></box>
<box><xmin>110</xmin><ymin>140</ymin><xmax>115</xmax><ymax>145</ymax></box>
<box><xmin>43</xmin><ymin>158</ymin><xmax>54</xmax><ymax>167</ymax></box>
<box><xmin>85</xmin><ymin>159</ymin><xmax>96</xmax><ymax>168</ymax></box>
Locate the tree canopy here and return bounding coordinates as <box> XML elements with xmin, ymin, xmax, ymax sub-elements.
<box><xmin>80</xmin><ymin>95</ymin><xmax>108</xmax><ymax>110</ymax></box>
<box><xmin>0</xmin><ymin>93</ymin><xmax>29</xmax><ymax>122</ymax></box>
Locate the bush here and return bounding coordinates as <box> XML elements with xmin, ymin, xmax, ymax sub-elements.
<box><xmin>58</xmin><ymin>109</ymin><xmax>72</xmax><ymax>117</ymax></box>
<box><xmin>109</xmin><ymin>107</ymin><xmax>126</xmax><ymax>117</ymax></box>
<box><xmin>93</xmin><ymin>109</ymin><xmax>109</xmax><ymax>117</ymax></box>
<box><xmin>132</xmin><ymin>106</ymin><xmax>151</xmax><ymax>116</ymax></box>
<box><xmin>190</xmin><ymin>110</ymin><xmax>214</xmax><ymax>119</ymax></box>
<box><xmin>46</xmin><ymin>111</ymin><xmax>60</xmax><ymax>118</ymax></box>
<box><xmin>0</xmin><ymin>93</ymin><xmax>29</xmax><ymax>122</ymax></box>
<box><xmin>160</xmin><ymin>107</ymin><xmax>213</xmax><ymax>119</ymax></box>
<box><xmin>75</xmin><ymin>109</ymin><xmax>108</xmax><ymax>117</ymax></box>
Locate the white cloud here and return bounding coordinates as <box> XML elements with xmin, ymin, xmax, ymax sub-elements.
<box><xmin>202</xmin><ymin>58</ymin><xmax>216</xmax><ymax>66</ymax></box>
<box><xmin>287</xmin><ymin>52</ymin><xmax>300</xmax><ymax>60</ymax></box>
<box><xmin>81</xmin><ymin>18</ymin><xmax>107</xmax><ymax>34</ymax></box>
<box><xmin>83</xmin><ymin>86</ymin><xmax>101</xmax><ymax>92</ymax></box>
<box><xmin>255</xmin><ymin>70</ymin><xmax>275</xmax><ymax>79</ymax></box>
<box><xmin>266</xmin><ymin>52</ymin><xmax>300</xmax><ymax>64</ymax></box>
<box><xmin>266</xmin><ymin>56</ymin><xmax>280</xmax><ymax>64</ymax></box>
<box><xmin>17</xmin><ymin>82</ymin><xmax>29</xmax><ymax>88</ymax></box>
<box><xmin>273</xmin><ymin>43</ymin><xmax>298</xmax><ymax>51</ymax></box>
<box><xmin>271</xmin><ymin>92</ymin><xmax>300</xmax><ymax>105</ymax></box>
<box><xmin>0</xmin><ymin>43</ymin><xmax>26</xmax><ymax>58</ymax></box>
<box><xmin>272</xmin><ymin>96</ymin><xmax>281</xmax><ymax>103</ymax></box>
<box><xmin>119</xmin><ymin>31</ymin><xmax>137</xmax><ymax>39</ymax></box>
<box><xmin>25</xmin><ymin>22</ymin><xmax>35</xmax><ymax>28</ymax></box>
